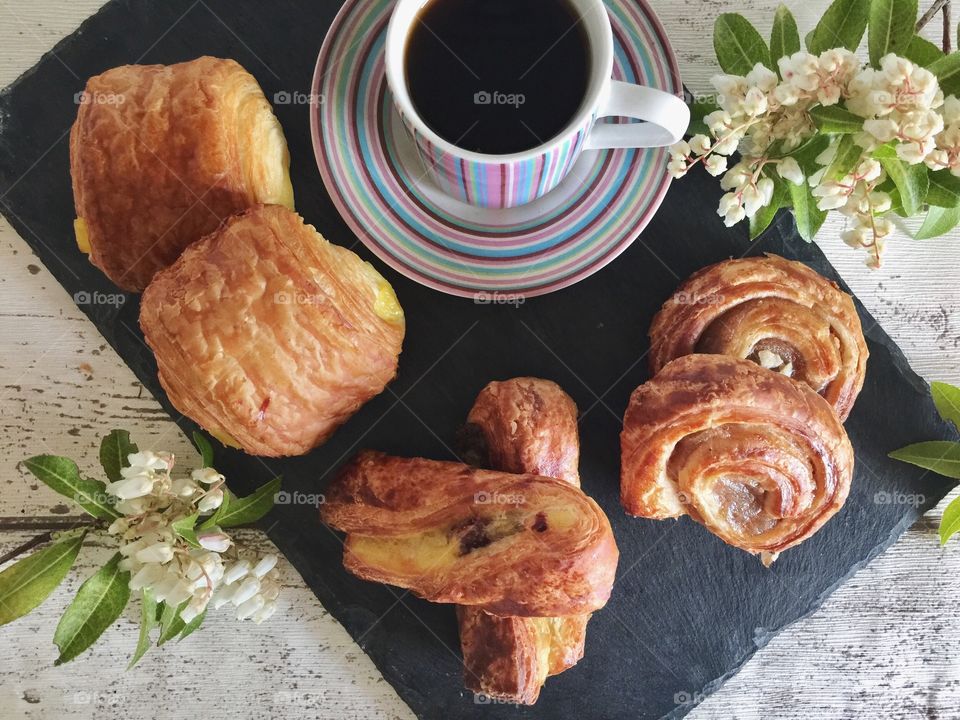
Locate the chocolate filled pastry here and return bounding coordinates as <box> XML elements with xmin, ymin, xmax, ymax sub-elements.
<box><xmin>648</xmin><ymin>255</ymin><xmax>868</xmax><ymax>421</ymax></box>
<box><xmin>321</xmin><ymin>451</ymin><xmax>618</xmax><ymax>617</ymax></box>
<box><xmin>70</xmin><ymin>56</ymin><xmax>294</xmax><ymax>291</ymax></box>
<box><xmin>456</xmin><ymin>378</ymin><xmax>588</xmax><ymax>704</ymax></box>
<box><xmin>140</xmin><ymin>204</ymin><xmax>405</xmax><ymax>457</ymax></box>
<box><xmin>621</xmin><ymin>355</ymin><xmax>854</xmax><ymax>563</ymax></box>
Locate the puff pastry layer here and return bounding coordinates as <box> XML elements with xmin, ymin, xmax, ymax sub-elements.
<box><xmin>70</xmin><ymin>56</ymin><xmax>294</xmax><ymax>291</ymax></box>
<box><xmin>648</xmin><ymin>255</ymin><xmax>868</xmax><ymax>421</ymax></box>
<box><xmin>140</xmin><ymin>204</ymin><xmax>405</xmax><ymax>457</ymax></box>
<box><xmin>456</xmin><ymin>379</ymin><xmax>587</xmax><ymax>704</ymax></box>
<box><xmin>321</xmin><ymin>451</ymin><xmax>618</xmax><ymax>617</ymax></box>
<box><xmin>621</xmin><ymin>355</ymin><xmax>854</xmax><ymax>559</ymax></box>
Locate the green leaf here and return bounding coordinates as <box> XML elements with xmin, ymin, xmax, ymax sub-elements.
<box><xmin>23</xmin><ymin>456</ymin><xmax>119</xmax><ymax>520</ymax></box>
<box><xmin>929</xmin><ymin>52</ymin><xmax>960</xmax><ymax>97</ymax></box>
<box><xmin>179</xmin><ymin>610</ymin><xmax>206</xmax><ymax>641</ymax></box>
<box><xmin>809</xmin><ymin>105</ymin><xmax>867</xmax><ymax>134</ymax></box>
<box><xmin>788</xmin><ymin>180</ymin><xmax>828</xmax><ymax>241</ymax></box>
<box><xmin>904</xmin><ymin>35</ymin><xmax>945</xmax><ymax>66</ymax></box>
<box><xmin>171</xmin><ymin>512</ymin><xmax>201</xmax><ymax>549</ymax></box>
<box><xmin>770</xmin><ymin>4</ymin><xmax>801</xmax><ymax>68</ymax></box>
<box><xmin>157</xmin><ymin>601</ymin><xmax>188</xmax><ymax>646</ymax></box>
<box><xmin>931</xmin><ymin>381</ymin><xmax>960</xmax><ymax>432</ymax></box>
<box><xmin>889</xmin><ymin>441</ymin><xmax>960</xmax><ymax>479</ymax></box>
<box><xmin>824</xmin><ymin>135</ymin><xmax>864</xmax><ymax>181</ymax></box>
<box><xmin>915</xmin><ymin>205</ymin><xmax>960</xmax><ymax>239</ymax></box>
<box><xmin>0</xmin><ymin>531</ymin><xmax>85</xmax><ymax>626</ymax></box>
<box><xmin>714</xmin><ymin>14</ymin><xmax>771</xmax><ymax>75</ymax></box>
<box><xmin>926</xmin><ymin>169</ymin><xmax>960</xmax><ymax>207</ymax></box>
<box><xmin>868</xmin><ymin>0</ymin><xmax>918</xmax><ymax>66</ymax></box>
<box><xmin>749</xmin><ymin>175</ymin><xmax>789</xmax><ymax>239</ymax></box>
<box><xmin>688</xmin><ymin>96</ymin><xmax>720</xmax><ymax>137</ymax></box>
<box><xmin>874</xmin><ymin>145</ymin><xmax>929</xmax><ymax>215</ymax></box>
<box><xmin>192</xmin><ymin>432</ymin><xmax>214</xmax><ymax>468</ymax></box>
<box><xmin>99</xmin><ymin>430</ymin><xmax>138</xmax><ymax>484</ymax></box>
<box><xmin>787</xmin><ymin>135</ymin><xmax>832</xmax><ymax>175</ymax></box>
<box><xmin>128</xmin><ymin>588</ymin><xmax>157</xmax><ymax>669</ymax></box>
<box><xmin>201</xmin><ymin>477</ymin><xmax>281</xmax><ymax>529</ymax></box>
<box><xmin>939</xmin><ymin>495</ymin><xmax>960</xmax><ymax>545</ymax></box>
<box><xmin>53</xmin><ymin>553</ymin><xmax>130</xmax><ymax>664</ymax></box>
<box><xmin>806</xmin><ymin>0</ymin><xmax>870</xmax><ymax>53</ymax></box>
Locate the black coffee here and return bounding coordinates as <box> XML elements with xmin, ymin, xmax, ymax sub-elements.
<box><xmin>404</xmin><ymin>0</ymin><xmax>590</xmax><ymax>155</ymax></box>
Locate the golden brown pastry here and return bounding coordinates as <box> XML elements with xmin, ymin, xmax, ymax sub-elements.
<box><xmin>621</xmin><ymin>355</ymin><xmax>854</xmax><ymax>562</ymax></box>
<box><xmin>456</xmin><ymin>378</ymin><xmax>587</xmax><ymax>704</ymax></box>
<box><xmin>648</xmin><ymin>255</ymin><xmax>868</xmax><ymax>421</ymax></box>
<box><xmin>459</xmin><ymin>377</ymin><xmax>581</xmax><ymax>487</ymax></box>
<box><xmin>140</xmin><ymin>204</ymin><xmax>404</xmax><ymax>457</ymax></box>
<box><xmin>321</xmin><ymin>451</ymin><xmax>618</xmax><ymax>617</ymax></box>
<box><xmin>70</xmin><ymin>56</ymin><xmax>294</xmax><ymax>291</ymax></box>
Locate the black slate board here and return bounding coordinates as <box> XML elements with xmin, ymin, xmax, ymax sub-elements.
<box><xmin>1</xmin><ymin>1</ymin><xmax>956</xmax><ymax>718</ymax></box>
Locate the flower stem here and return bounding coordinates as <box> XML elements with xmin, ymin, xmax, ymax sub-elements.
<box><xmin>0</xmin><ymin>517</ymin><xmax>101</xmax><ymax>565</ymax></box>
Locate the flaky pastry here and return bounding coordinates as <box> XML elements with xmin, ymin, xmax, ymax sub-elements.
<box><xmin>456</xmin><ymin>378</ymin><xmax>588</xmax><ymax>704</ymax></box>
<box><xmin>321</xmin><ymin>451</ymin><xmax>618</xmax><ymax>617</ymax></box>
<box><xmin>140</xmin><ymin>205</ymin><xmax>404</xmax><ymax>457</ymax></box>
<box><xmin>648</xmin><ymin>255</ymin><xmax>868</xmax><ymax>421</ymax></box>
<box><xmin>70</xmin><ymin>56</ymin><xmax>294</xmax><ymax>291</ymax></box>
<box><xmin>621</xmin><ymin>355</ymin><xmax>854</xmax><ymax>560</ymax></box>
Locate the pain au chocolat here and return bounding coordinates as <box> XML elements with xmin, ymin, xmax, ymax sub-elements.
<box><xmin>456</xmin><ymin>378</ymin><xmax>590</xmax><ymax>705</ymax></box>
<box><xmin>648</xmin><ymin>255</ymin><xmax>868</xmax><ymax>421</ymax></box>
<box><xmin>621</xmin><ymin>355</ymin><xmax>854</xmax><ymax>563</ymax></box>
<box><xmin>70</xmin><ymin>56</ymin><xmax>294</xmax><ymax>291</ymax></box>
<box><xmin>140</xmin><ymin>204</ymin><xmax>405</xmax><ymax>457</ymax></box>
<box><xmin>321</xmin><ymin>451</ymin><xmax>618</xmax><ymax>617</ymax></box>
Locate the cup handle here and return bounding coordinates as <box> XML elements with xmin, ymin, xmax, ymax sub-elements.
<box><xmin>584</xmin><ymin>81</ymin><xmax>690</xmax><ymax>150</ymax></box>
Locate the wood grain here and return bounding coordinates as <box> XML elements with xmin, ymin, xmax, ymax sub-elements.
<box><xmin>0</xmin><ymin>1</ymin><xmax>958</xmax><ymax>718</ymax></box>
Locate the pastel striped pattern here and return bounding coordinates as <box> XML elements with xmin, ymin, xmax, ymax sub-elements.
<box><xmin>311</xmin><ymin>0</ymin><xmax>683</xmax><ymax>298</ymax></box>
<box><xmin>408</xmin><ymin>123</ymin><xmax>593</xmax><ymax>209</ymax></box>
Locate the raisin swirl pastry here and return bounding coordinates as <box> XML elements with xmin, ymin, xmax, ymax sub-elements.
<box><xmin>648</xmin><ymin>255</ymin><xmax>868</xmax><ymax>421</ymax></box>
<box><xmin>621</xmin><ymin>355</ymin><xmax>854</xmax><ymax>562</ymax></box>
<box><xmin>456</xmin><ymin>378</ymin><xmax>588</xmax><ymax>704</ymax></box>
<box><xmin>140</xmin><ymin>205</ymin><xmax>404</xmax><ymax>457</ymax></box>
<box><xmin>71</xmin><ymin>56</ymin><xmax>294</xmax><ymax>291</ymax></box>
<box><xmin>321</xmin><ymin>451</ymin><xmax>619</xmax><ymax>617</ymax></box>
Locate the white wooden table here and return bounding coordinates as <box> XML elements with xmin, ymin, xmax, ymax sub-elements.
<box><xmin>1</xmin><ymin>1</ymin><xmax>958</xmax><ymax>718</ymax></box>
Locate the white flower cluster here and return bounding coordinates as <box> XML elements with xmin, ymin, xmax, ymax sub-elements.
<box><xmin>107</xmin><ymin>451</ymin><xmax>280</xmax><ymax>625</ymax></box>
<box><xmin>668</xmin><ymin>50</ymin><xmax>960</xmax><ymax>268</ymax></box>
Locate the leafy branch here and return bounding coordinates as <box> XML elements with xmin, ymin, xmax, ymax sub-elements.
<box><xmin>0</xmin><ymin>430</ymin><xmax>282</xmax><ymax>666</ymax></box>
<box><xmin>890</xmin><ymin>381</ymin><xmax>960</xmax><ymax>543</ymax></box>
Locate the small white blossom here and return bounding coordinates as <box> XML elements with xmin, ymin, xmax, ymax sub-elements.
<box><xmin>704</xmin><ymin>154</ymin><xmax>728</xmax><ymax>176</ymax></box>
<box><xmin>777</xmin><ymin>157</ymin><xmax>804</xmax><ymax>185</ymax></box>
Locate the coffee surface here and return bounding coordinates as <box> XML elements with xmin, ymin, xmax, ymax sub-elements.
<box><xmin>405</xmin><ymin>0</ymin><xmax>590</xmax><ymax>155</ymax></box>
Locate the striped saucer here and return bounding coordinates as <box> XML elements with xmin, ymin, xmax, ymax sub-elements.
<box><xmin>311</xmin><ymin>0</ymin><xmax>682</xmax><ymax>299</ymax></box>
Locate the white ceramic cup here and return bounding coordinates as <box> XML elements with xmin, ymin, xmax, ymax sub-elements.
<box><xmin>385</xmin><ymin>0</ymin><xmax>689</xmax><ymax>209</ymax></box>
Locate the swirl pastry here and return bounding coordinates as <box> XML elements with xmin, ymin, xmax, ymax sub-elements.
<box><xmin>456</xmin><ymin>378</ymin><xmax>588</xmax><ymax>704</ymax></box>
<box><xmin>140</xmin><ymin>204</ymin><xmax>405</xmax><ymax>457</ymax></box>
<box><xmin>70</xmin><ymin>56</ymin><xmax>294</xmax><ymax>291</ymax></box>
<box><xmin>648</xmin><ymin>255</ymin><xmax>868</xmax><ymax>421</ymax></box>
<box><xmin>621</xmin><ymin>355</ymin><xmax>854</xmax><ymax>561</ymax></box>
<box><xmin>321</xmin><ymin>451</ymin><xmax>618</xmax><ymax>617</ymax></box>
